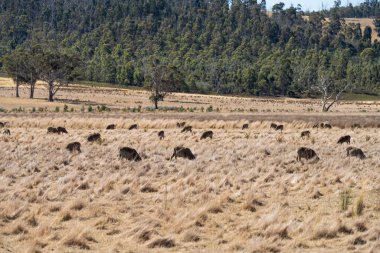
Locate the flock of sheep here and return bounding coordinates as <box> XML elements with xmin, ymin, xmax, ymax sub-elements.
<box><xmin>1</xmin><ymin>120</ymin><xmax>368</xmax><ymax>163</ymax></box>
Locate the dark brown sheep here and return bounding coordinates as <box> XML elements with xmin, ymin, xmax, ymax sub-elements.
<box><xmin>119</xmin><ymin>147</ymin><xmax>142</xmax><ymax>161</ymax></box>
<box><xmin>200</xmin><ymin>131</ymin><xmax>213</xmax><ymax>140</ymax></box>
<box><xmin>57</xmin><ymin>127</ymin><xmax>68</xmax><ymax>134</ymax></box>
<box><xmin>346</xmin><ymin>147</ymin><xmax>366</xmax><ymax>159</ymax></box>
<box><xmin>312</xmin><ymin>124</ymin><xmax>319</xmax><ymax>128</ymax></box>
<box><xmin>275</xmin><ymin>125</ymin><xmax>284</xmax><ymax>132</ymax></box>
<box><xmin>300</xmin><ymin>130</ymin><xmax>310</xmax><ymax>139</ymax></box>
<box><xmin>0</xmin><ymin>122</ymin><xmax>5</xmax><ymax>128</ymax></box>
<box><xmin>87</xmin><ymin>133</ymin><xmax>101</xmax><ymax>142</ymax></box>
<box><xmin>3</xmin><ymin>129</ymin><xmax>10</xmax><ymax>135</ymax></box>
<box><xmin>242</xmin><ymin>124</ymin><xmax>249</xmax><ymax>130</ymax></box>
<box><xmin>324</xmin><ymin>123</ymin><xmax>332</xmax><ymax>129</ymax></box>
<box><xmin>129</xmin><ymin>124</ymin><xmax>138</xmax><ymax>130</ymax></box>
<box><xmin>158</xmin><ymin>130</ymin><xmax>165</xmax><ymax>140</ymax></box>
<box><xmin>181</xmin><ymin>126</ymin><xmax>192</xmax><ymax>133</ymax></box>
<box><xmin>337</xmin><ymin>135</ymin><xmax>351</xmax><ymax>144</ymax></box>
<box><xmin>297</xmin><ymin>147</ymin><xmax>319</xmax><ymax>162</ymax></box>
<box><xmin>171</xmin><ymin>147</ymin><xmax>195</xmax><ymax>160</ymax></box>
<box><xmin>176</xmin><ymin>122</ymin><xmax>186</xmax><ymax>128</ymax></box>
<box><xmin>351</xmin><ymin>123</ymin><xmax>361</xmax><ymax>129</ymax></box>
<box><xmin>270</xmin><ymin>123</ymin><xmax>277</xmax><ymax>130</ymax></box>
<box><xmin>106</xmin><ymin>124</ymin><xmax>116</xmax><ymax>130</ymax></box>
<box><xmin>47</xmin><ymin>127</ymin><xmax>58</xmax><ymax>134</ymax></box>
<box><xmin>66</xmin><ymin>142</ymin><xmax>81</xmax><ymax>153</ymax></box>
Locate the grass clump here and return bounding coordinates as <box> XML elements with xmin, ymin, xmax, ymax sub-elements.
<box><xmin>340</xmin><ymin>190</ymin><xmax>351</xmax><ymax>211</ymax></box>
<box><xmin>355</xmin><ymin>195</ymin><xmax>364</xmax><ymax>216</ymax></box>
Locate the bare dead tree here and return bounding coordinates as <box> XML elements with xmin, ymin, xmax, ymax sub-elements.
<box><xmin>312</xmin><ymin>72</ymin><xmax>350</xmax><ymax>112</ymax></box>
<box><xmin>144</xmin><ymin>58</ymin><xmax>176</xmax><ymax>109</ymax></box>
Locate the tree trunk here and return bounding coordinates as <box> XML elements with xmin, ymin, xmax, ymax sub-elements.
<box><xmin>48</xmin><ymin>82</ymin><xmax>54</xmax><ymax>102</ymax></box>
<box><xmin>154</xmin><ymin>99</ymin><xmax>158</xmax><ymax>109</ymax></box>
<box><xmin>30</xmin><ymin>83</ymin><xmax>35</xmax><ymax>99</ymax></box>
<box><xmin>15</xmin><ymin>80</ymin><xmax>19</xmax><ymax>98</ymax></box>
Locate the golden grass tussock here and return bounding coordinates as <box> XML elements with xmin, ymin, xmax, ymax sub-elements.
<box><xmin>0</xmin><ymin>113</ymin><xmax>380</xmax><ymax>252</ymax></box>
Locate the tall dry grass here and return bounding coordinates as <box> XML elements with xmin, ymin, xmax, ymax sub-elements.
<box><xmin>0</xmin><ymin>116</ymin><xmax>379</xmax><ymax>252</ymax></box>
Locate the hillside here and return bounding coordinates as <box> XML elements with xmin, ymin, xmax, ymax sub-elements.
<box><xmin>1</xmin><ymin>0</ymin><xmax>380</xmax><ymax>98</ymax></box>
<box><xmin>345</xmin><ymin>18</ymin><xmax>380</xmax><ymax>42</ymax></box>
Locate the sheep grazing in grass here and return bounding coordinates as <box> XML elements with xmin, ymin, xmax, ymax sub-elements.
<box><xmin>106</xmin><ymin>124</ymin><xmax>116</xmax><ymax>130</ymax></box>
<box><xmin>181</xmin><ymin>126</ymin><xmax>192</xmax><ymax>133</ymax></box>
<box><xmin>119</xmin><ymin>147</ymin><xmax>142</xmax><ymax>161</ymax></box>
<box><xmin>176</xmin><ymin>122</ymin><xmax>186</xmax><ymax>128</ymax></box>
<box><xmin>337</xmin><ymin>135</ymin><xmax>351</xmax><ymax>144</ymax></box>
<box><xmin>275</xmin><ymin>125</ymin><xmax>284</xmax><ymax>132</ymax></box>
<box><xmin>158</xmin><ymin>130</ymin><xmax>165</xmax><ymax>140</ymax></box>
<box><xmin>242</xmin><ymin>124</ymin><xmax>249</xmax><ymax>130</ymax></box>
<box><xmin>66</xmin><ymin>142</ymin><xmax>81</xmax><ymax>153</ymax></box>
<box><xmin>297</xmin><ymin>147</ymin><xmax>319</xmax><ymax>162</ymax></box>
<box><xmin>171</xmin><ymin>147</ymin><xmax>195</xmax><ymax>160</ymax></box>
<box><xmin>300</xmin><ymin>130</ymin><xmax>310</xmax><ymax>139</ymax></box>
<box><xmin>270</xmin><ymin>123</ymin><xmax>277</xmax><ymax>129</ymax></box>
<box><xmin>87</xmin><ymin>133</ymin><xmax>101</xmax><ymax>142</ymax></box>
<box><xmin>129</xmin><ymin>124</ymin><xmax>138</xmax><ymax>130</ymax></box>
<box><xmin>346</xmin><ymin>147</ymin><xmax>366</xmax><ymax>159</ymax></box>
<box><xmin>57</xmin><ymin>127</ymin><xmax>68</xmax><ymax>134</ymax></box>
<box><xmin>200</xmin><ymin>131</ymin><xmax>213</xmax><ymax>140</ymax></box>
<box><xmin>47</xmin><ymin>127</ymin><xmax>58</xmax><ymax>134</ymax></box>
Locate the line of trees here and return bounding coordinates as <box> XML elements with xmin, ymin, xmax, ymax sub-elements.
<box><xmin>3</xmin><ymin>43</ymin><xmax>79</xmax><ymax>102</ymax></box>
<box><xmin>1</xmin><ymin>1</ymin><xmax>380</xmax><ymax>110</ymax></box>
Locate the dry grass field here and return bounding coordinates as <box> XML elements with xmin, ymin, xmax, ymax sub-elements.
<box><xmin>345</xmin><ymin>18</ymin><xmax>380</xmax><ymax>42</ymax></box>
<box><xmin>1</xmin><ymin>77</ymin><xmax>380</xmax><ymax>115</ymax></box>
<box><xmin>1</xmin><ymin>78</ymin><xmax>380</xmax><ymax>252</ymax></box>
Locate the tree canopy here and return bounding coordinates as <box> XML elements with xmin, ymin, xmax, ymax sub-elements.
<box><xmin>1</xmin><ymin>0</ymin><xmax>380</xmax><ymax>98</ymax></box>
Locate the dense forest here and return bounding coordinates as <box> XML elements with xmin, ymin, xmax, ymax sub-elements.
<box><xmin>330</xmin><ymin>0</ymin><xmax>380</xmax><ymax>18</ymax></box>
<box><xmin>1</xmin><ymin>0</ymin><xmax>380</xmax><ymax>97</ymax></box>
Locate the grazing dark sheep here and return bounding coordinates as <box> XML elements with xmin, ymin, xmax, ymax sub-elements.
<box><xmin>47</xmin><ymin>127</ymin><xmax>58</xmax><ymax>134</ymax></box>
<box><xmin>57</xmin><ymin>127</ymin><xmax>68</xmax><ymax>134</ymax></box>
<box><xmin>242</xmin><ymin>124</ymin><xmax>249</xmax><ymax>130</ymax></box>
<box><xmin>270</xmin><ymin>123</ymin><xmax>277</xmax><ymax>130</ymax></box>
<box><xmin>312</xmin><ymin>124</ymin><xmax>319</xmax><ymax>128</ymax></box>
<box><xmin>346</xmin><ymin>147</ymin><xmax>366</xmax><ymax>159</ymax></box>
<box><xmin>129</xmin><ymin>124</ymin><xmax>138</xmax><ymax>130</ymax></box>
<box><xmin>106</xmin><ymin>124</ymin><xmax>116</xmax><ymax>130</ymax></box>
<box><xmin>320</xmin><ymin>123</ymin><xmax>325</xmax><ymax>128</ymax></box>
<box><xmin>176</xmin><ymin>122</ymin><xmax>186</xmax><ymax>128</ymax></box>
<box><xmin>300</xmin><ymin>130</ymin><xmax>310</xmax><ymax>139</ymax></box>
<box><xmin>337</xmin><ymin>135</ymin><xmax>351</xmax><ymax>144</ymax></box>
<box><xmin>200</xmin><ymin>131</ymin><xmax>213</xmax><ymax>140</ymax></box>
<box><xmin>181</xmin><ymin>126</ymin><xmax>192</xmax><ymax>133</ymax></box>
<box><xmin>0</xmin><ymin>122</ymin><xmax>5</xmax><ymax>128</ymax></box>
<box><xmin>171</xmin><ymin>146</ymin><xmax>195</xmax><ymax>160</ymax></box>
<box><xmin>324</xmin><ymin>123</ymin><xmax>332</xmax><ymax>129</ymax></box>
<box><xmin>297</xmin><ymin>147</ymin><xmax>319</xmax><ymax>162</ymax></box>
<box><xmin>119</xmin><ymin>147</ymin><xmax>142</xmax><ymax>161</ymax></box>
<box><xmin>275</xmin><ymin>125</ymin><xmax>284</xmax><ymax>132</ymax></box>
<box><xmin>3</xmin><ymin>129</ymin><xmax>10</xmax><ymax>135</ymax></box>
<box><xmin>158</xmin><ymin>130</ymin><xmax>165</xmax><ymax>140</ymax></box>
<box><xmin>351</xmin><ymin>123</ymin><xmax>361</xmax><ymax>129</ymax></box>
<box><xmin>87</xmin><ymin>133</ymin><xmax>101</xmax><ymax>142</ymax></box>
<box><xmin>66</xmin><ymin>142</ymin><xmax>81</xmax><ymax>153</ymax></box>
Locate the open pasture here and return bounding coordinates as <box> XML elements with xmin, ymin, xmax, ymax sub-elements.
<box><xmin>0</xmin><ymin>115</ymin><xmax>379</xmax><ymax>252</ymax></box>
<box><xmin>1</xmin><ymin>77</ymin><xmax>380</xmax><ymax>114</ymax></box>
